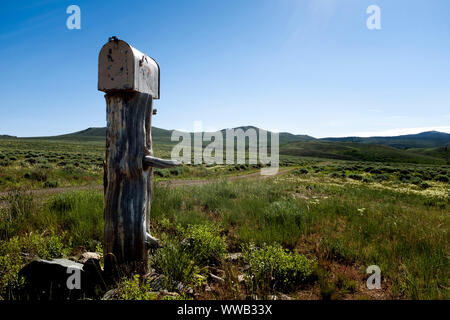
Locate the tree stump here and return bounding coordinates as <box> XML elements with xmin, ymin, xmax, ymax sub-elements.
<box><xmin>103</xmin><ymin>91</ymin><xmax>154</xmax><ymax>276</ymax></box>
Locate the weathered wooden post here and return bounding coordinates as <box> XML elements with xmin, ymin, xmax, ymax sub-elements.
<box><xmin>98</xmin><ymin>37</ymin><xmax>179</xmax><ymax>277</ymax></box>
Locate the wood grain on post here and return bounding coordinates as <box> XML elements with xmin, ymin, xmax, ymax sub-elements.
<box><xmin>98</xmin><ymin>37</ymin><xmax>178</xmax><ymax>278</ymax></box>
<box><xmin>104</xmin><ymin>91</ymin><xmax>153</xmax><ymax>276</ymax></box>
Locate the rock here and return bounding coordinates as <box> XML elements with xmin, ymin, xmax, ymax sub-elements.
<box><xmin>180</xmin><ymin>237</ymin><xmax>194</xmax><ymax>247</ymax></box>
<box><xmin>159</xmin><ymin>289</ymin><xmax>179</xmax><ymax>298</ymax></box>
<box><xmin>149</xmin><ymin>274</ymin><xmax>166</xmax><ymax>291</ymax></box>
<box><xmin>209</xmin><ymin>267</ymin><xmax>225</xmax><ymax>278</ymax></box>
<box><xmin>102</xmin><ymin>288</ymin><xmax>119</xmax><ymax>300</ymax></box>
<box><xmin>225</xmin><ymin>253</ymin><xmax>242</xmax><ymax>261</ymax></box>
<box><xmin>78</xmin><ymin>252</ymin><xmax>102</xmax><ymax>264</ymax></box>
<box><xmin>83</xmin><ymin>258</ymin><xmax>106</xmax><ymax>297</ymax></box>
<box><xmin>209</xmin><ymin>273</ymin><xmax>225</xmax><ymax>284</ymax></box>
<box><xmin>143</xmin><ymin>270</ymin><xmax>159</xmax><ymax>281</ymax></box>
<box><xmin>237</xmin><ymin>274</ymin><xmax>245</xmax><ymax>283</ymax></box>
<box><xmin>205</xmin><ymin>285</ymin><xmax>212</xmax><ymax>292</ymax></box>
<box><xmin>174</xmin><ymin>281</ymin><xmax>187</xmax><ymax>293</ymax></box>
<box><xmin>280</xmin><ymin>294</ymin><xmax>292</xmax><ymax>300</ymax></box>
<box><xmin>147</xmin><ymin>273</ymin><xmax>188</xmax><ymax>294</ymax></box>
<box><xmin>18</xmin><ymin>258</ymin><xmax>106</xmax><ymax>300</ymax></box>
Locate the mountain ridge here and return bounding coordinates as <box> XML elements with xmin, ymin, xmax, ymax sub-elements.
<box><xmin>1</xmin><ymin>126</ymin><xmax>448</xmax><ymax>164</ymax></box>
<box><xmin>8</xmin><ymin>126</ymin><xmax>449</xmax><ymax>149</ymax></box>
<box><xmin>322</xmin><ymin>131</ymin><xmax>450</xmax><ymax>149</ymax></box>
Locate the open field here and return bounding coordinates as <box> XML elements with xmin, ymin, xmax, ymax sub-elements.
<box><xmin>0</xmin><ymin>135</ymin><xmax>448</xmax><ymax>300</ymax></box>
<box><xmin>1</xmin><ymin>129</ymin><xmax>448</xmax><ymax>192</ymax></box>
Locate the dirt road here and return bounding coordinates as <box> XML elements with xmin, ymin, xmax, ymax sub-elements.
<box><xmin>0</xmin><ymin>168</ymin><xmax>293</xmax><ymax>207</ymax></box>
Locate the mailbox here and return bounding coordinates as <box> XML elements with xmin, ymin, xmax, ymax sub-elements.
<box><xmin>98</xmin><ymin>37</ymin><xmax>160</xmax><ymax>99</ymax></box>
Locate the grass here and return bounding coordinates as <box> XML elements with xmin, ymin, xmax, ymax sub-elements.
<box><xmin>0</xmin><ymin>141</ymin><xmax>448</xmax><ymax>299</ymax></box>
<box><xmin>147</xmin><ymin>164</ymin><xmax>448</xmax><ymax>299</ymax></box>
<box><xmin>242</xmin><ymin>242</ymin><xmax>316</xmax><ymax>298</ymax></box>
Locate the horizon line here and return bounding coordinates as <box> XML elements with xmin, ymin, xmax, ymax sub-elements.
<box><xmin>3</xmin><ymin>125</ymin><xmax>450</xmax><ymax>140</ymax></box>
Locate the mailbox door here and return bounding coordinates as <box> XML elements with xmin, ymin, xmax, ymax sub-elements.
<box><xmin>98</xmin><ymin>40</ymin><xmax>135</xmax><ymax>92</ymax></box>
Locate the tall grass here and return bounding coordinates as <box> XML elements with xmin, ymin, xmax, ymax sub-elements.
<box><xmin>0</xmin><ymin>163</ymin><xmax>448</xmax><ymax>299</ymax></box>
<box><xmin>151</xmin><ymin>176</ymin><xmax>449</xmax><ymax>299</ymax></box>
<box><xmin>46</xmin><ymin>191</ymin><xmax>104</xmax><ymax>249</ymax></box>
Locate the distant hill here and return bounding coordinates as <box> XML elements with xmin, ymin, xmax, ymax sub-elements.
<box><xmin>30</xmin><ymin>126</ymin><xmax>316</xmax><ymax>146</ymax></box>
<box><xmin>19</xmin><ymin>127</ymin><xmax>450</xmax><ymax>149</ymax></box>
<box><xmin>321</xmin><ymin>131</ymin><xmax>450</xmax><ymax>149</ymax></box>
<box><xmin>24</xmin><ymin>127</ymin><xmax>174</xmax><ymax>145</ymax></box>
<box><xmin>0</xmin><ymin>135</ymin><xmax>17</xmax><ymax>139</ymax></box>
<box><xmin>279</xmin><ymin>140</ymin><xmax>446</xmax><ymax>164</ymax></box>
<box><xmin>218</xmin><ymin>126</ymin><xmax>315</xmax><ymax>145</ymax></box>
<box><xmin>3</xmin><ymin>127</ymin><xmax>449</xmax><ymax>164</ymax></box>
<box><xmin>407</xmin><ymin>144</ymin><xmax>450</xmax><ymax>162</ymax></box>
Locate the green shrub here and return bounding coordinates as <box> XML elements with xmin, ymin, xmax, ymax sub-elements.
<box><xmin>374</xmin><ymin>174</ymin><xmax>390</xmax><ymax>182</ymax></box>
<box><xmin>25</xmin><ymin>158</ymin><xmax>36</xmax><ymax>165</ymax></box>
<box><xmin>0</xmin><ymin>233</ymin><xmax>71</xmax><ymax>299</ymax></box>
<box><xmin>410</xmin><ymin>176</ymin><xmax>422</xmax><ymax>185</ymax></box>
<box><xmin>398</xmin><ymin>174</ymin><xmax>411</xmax><ymax>182</ymax></box>
<box><xmin>435</xmin><ymin>175</ymin><xmax>449</xmax><ymax>183</ymax></box>
<box><xmin>242</xmin><ymin>242</ymin><xmax>316</xmax><ymax>296</ymax></box>
<box><xmin>154</xmin><ymin>169</ymin><xmax>168</xmax><ymax>177</ymax></box>
<box><xmin>25</xmin><ymin>169</ymin><xmax>48</xmax><ymax>182</ymax></box>
<box><xmin>117</xmin><ymin>274</ymin><xmax>157</xmax><ymax>300</ymax></box>
<box><xmin>151</xmin><ymin>240</ymin><xmax>198</xmax><ymax>290</ymax></box>
<box><xmin>381</xmin><ymin>167</ymin><xmax>396</xmax><ymax>173</ymax></box>
<box><xmin>348</xmin><ymin>174</ymin><xmax>363</xmax><ymax>181</ymax></box>
<box><xmin>0</xmin><ymin>159</ymin><xmax>12</xmax><ymax>167</ymax></box>
<box><xmin>62</xmin><ymin>164</ymin><xmax>77</xmax><ymax>174</ymax></box>
<box><xmin>420</xmin><ymin>182</ymin><xmax>431</xmax><ymax>189</ymax></box>
<box><xmin>0</xmin><ymin>238</ymin><xmax>24</xmax><ymax>299</ymax></box>
<box><xmin>330</xmin><ymin>172</ymin><xmax>342</xmax><ymax>178</ymax></box>
<box><xmin>183</xmin><ymin>224</ymin><xmax>227</xmax><ymax>265</ymax></box>
<box><xmin>37</xmin><ymin>163</ymin><xmax>51</xmax><ymax>170</ymax></box>
<box><xmin>293</xmin><ymin>168</ymin><xmax>309</xmax><ymax>175</ymax></box>
<box><xmin>43</xmin><ymin>181</ymin><xmax>58</xmax><ymax>188</ymax></box>
<box><xmin>21</xmin><ymin>233</ymin><xmax>70</xmax><ymax>260</ymax></box>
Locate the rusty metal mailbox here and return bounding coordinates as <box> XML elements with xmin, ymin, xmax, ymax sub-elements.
<box><xmin>98</xmin><ymin>36</ymin><xmax>160</xmax><ymax>99</ymax></box>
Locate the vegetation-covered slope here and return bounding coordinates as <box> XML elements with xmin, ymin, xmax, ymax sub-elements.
<box><xmin>322</xmin><ymin>131</ymin><xmax>450</xmax><ymax>149</ymax></box>
<box><xmin>280</xmin><ymin>140</ymin><xmax>446</xmax><ymax>164</ymax></box>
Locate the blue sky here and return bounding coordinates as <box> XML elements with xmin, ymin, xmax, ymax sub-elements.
<box><xmin>0</xmin><ymin>0</ymin><xmax>449</xmax><ymax>138</ymax></box>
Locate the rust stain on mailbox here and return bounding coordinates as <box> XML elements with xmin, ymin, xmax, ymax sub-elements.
<box><xmin>98</xmin><ymin>37</ymin><xmax>160</xmax><ymax>99</ymax></box>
